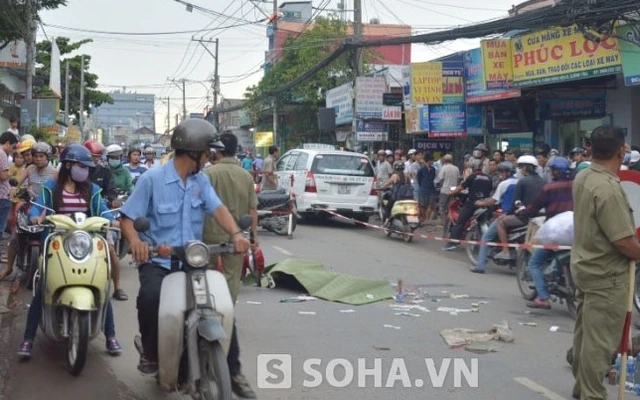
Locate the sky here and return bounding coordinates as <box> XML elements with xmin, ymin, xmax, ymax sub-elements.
<box><xmin>39</xmin><ymin>0</ymin><xmax>518</xmax><ymax>132</ymax></box>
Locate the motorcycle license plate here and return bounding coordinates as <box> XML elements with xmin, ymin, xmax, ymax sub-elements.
<box><xmin>338</xmin><ymin>185</ymin><xmax>351</xmax><ymax>195</ymax></box>
<box><xmin>407</xmin><ymin>216</ymin><xmax>419</xmax><ymax>223</ymax></box>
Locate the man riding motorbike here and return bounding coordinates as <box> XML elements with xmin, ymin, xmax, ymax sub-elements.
<box><xmin>17</xmin><ymin>144</ymin><xmax>123</xmax><ymax>358</ymax></box>
<box><xmin>119</xmin><ymin>118</ymin><xmax>250</xmax><ymax>377</ymax></box>
<box><xmin>469</xmin><ymin>161</ymin><xmax>518</xmax><ymax>273</ymax></box>
<box><xmin>494</xmin><ymin>155</ymin><xmax>545</xmax><ymax>260</ymax></box>
<box><xmin>443</xmin><ymin>159</ymin><xmax>493</xmax><ymax>251</ymax></box>
<box><xmin>105</xmin><ymin>144</ymin><xmax>133</xmax><ymax>200</ymax></box>
<box><xmin>379</xmin><ymin>161</ymin><xmax>414</xmax><ymax>226</ymax></box>
<box><xmin>518</xmin><ymin>157</ymin><xmax>574</xmax><ymax>309</ymax></box>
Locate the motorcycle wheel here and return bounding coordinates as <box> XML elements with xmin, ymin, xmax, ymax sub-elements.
<box><xmin>516</xmin><ymin>250</ymin><xmax>537</xmax><ymax>300</ymax></box>
<box><xmin>402</xmin><ymin>223</ymin><xmax>413</xmax><ymax>243</ymax></box>
<box><xmin>249</xmin><ymin>250</ymin><xmax>262</xmax><ymax>288</ymax></box>
<box><xmin>563</xmin><ymin>263</ymin><xmax>578</xmax><ymax>320</ymax></box>
<box><xmin>269</xmin><ymin>215</ymin><xmax>297</xmax><ymax>236</ymax></box>
<box><xmin>67</xmin><ymin>310</ymin><xmax>89</xmax><ymax>376</ymax></box>
<box><xmin>634</xmin><ymin>265</ymin><xmax>640</xmax><ymax>314</ymax></box>
<box><xmin>26</xmin><ymin>246</ymin><xmax>39</xmax><ymax>290</ymax></box>
<box><xmin>198</xmin><ymin>338</ymin><xmax>233</xmax><ymax>400</ymax></box>
<box><xmin>464</xmin><ymin>228</ymin><xmax>480</xmax><ymax>266</ymax></box>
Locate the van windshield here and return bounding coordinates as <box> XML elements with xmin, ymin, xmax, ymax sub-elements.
<box><xmin>311</xmin><ymin>154</ymin><xmax>374</xmax><ymax>177</ymax></box>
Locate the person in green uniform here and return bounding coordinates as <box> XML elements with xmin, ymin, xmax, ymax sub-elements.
<box><xmin>202</xmin><ymin>131</ymin><xmax>258</xmax><ymax>399</ymax></box>
<box><xmin>571</xmin><ymin>125</ymin><xmax>640</xmax><ymax>400</ymax></box>
<box><xmin>105</xmin><ymin>144</ymin><xmax>133</xmax><ymax>198</ymax></box>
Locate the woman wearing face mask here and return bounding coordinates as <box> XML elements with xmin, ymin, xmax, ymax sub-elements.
<box><xmin>105</xmin><ymin>144</ymin><xmax>133</xmax><ymax>195</ymax></box>
<box><xmin>17</xmin><ymin>144</ymin><xmax>122</xmax><ymax>358</ymax></box>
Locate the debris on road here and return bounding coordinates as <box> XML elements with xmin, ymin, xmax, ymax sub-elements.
<box><xmin>440</xmin><ymin>321</ymin><xmax>514</xmax><ymax>349</ymax></box>
<box><xmin>383</xmin><ymin>324</ymin><xmax>402</xmax><ymax>330</ymax></box>
<box><xmin>280</xmin><ymin>295</ymin><xmax>317</xmax><ymax>303</ymax></box>
<box><xmin>246</xmin><ymin>301</ymin><xmax>262</xmax><ymax>305</ymax></box>
<box><xmin>437</xmin><ymin>306</ymin><xmax>472</xmax><ymax>314</ymax></box>
<box><xmin>450</xmin><ymin>293</ymin><xmax>470</xmax><ymax>299</ymax></box>
<box><xmin>340</xmin><ymin>309</ymin><xmax>355</xmax><ymax>313</ymax></box>
<box><xmin>465</xmin><ymin>341</ymin><xmax>502</xmax><ymax>354</ymax></box>
<box><xmin>395</xmin><ymin>312</ymin><xmax>420</xmax><ymax>317</ymax></box>
<box><xmin>373</xmin><ymin>346</ymin><xmax>391</xmax><ymax>351</ymax></box>
<box><xmin>298</xmin><ymin>311</ymin><xmax>316</xmax><ymax>315</ymax></box>
<box><xmin>391</xmin><ymin>304</ymin><xmax>430</xmax><ymax>313</ymax></box>
<box><xmin>518</xmin><ymin>322</ymin><xmax>538</xmax><ymax>327</ymax></box>
<box><xmin>550</xmin><ymin>326</ymin><xmax>559</xmax><ymax>332</ymax></box>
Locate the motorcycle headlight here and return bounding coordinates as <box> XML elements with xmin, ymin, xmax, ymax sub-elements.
<box><xmin>185</xmin><ymin>242</ymin><xmax>209</xmax><ymax>268</ymax></box>
<box><xmin>64</xmin><ymin>231</ymin><xmax>92</xmax><ymax>260</ymax></box>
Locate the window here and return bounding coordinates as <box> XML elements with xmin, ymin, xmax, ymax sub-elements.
<box><xmin>276</xmin><ymin>155</ymin><xmax>291</xmax><ymax>171</ymax></box>
<box><xmin>311</xmin><ymin>154</ymin><xmax>374</xmax><ymax>177</ymax></box>
<box><xmin>284</xmin><ymin>153</ymin><xmax>299</xmax><ymax>170</ymax></box>
<box><xmin>293</xmin><ymin>153</ymin><xmax>309</xmax><ymax>170</ymax></box>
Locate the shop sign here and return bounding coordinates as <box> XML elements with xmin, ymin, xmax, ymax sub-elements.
<box><xmin>325</xmin><ymin>82</ymin><xmax>353</xmax><ymax>125</ymax></box>
<box><xmin>481</xmin><ymin>39</ymin><xmax>513</xmax><ymax>90</ymax></box>
<box><xmin>428</xmin><ymin>104</ymin><xmax>467</xmax><ymax>138</ymax></box>
<box><xmin>618</xmin><ymin>24</ymin><xmax>640</xmax><ymax>86</ymax></box>
<box><xmin>410</xmin><ymin>62</ymin><xmax>443</xmax><ymax>105</ymax></box>
<box><xmin>356</xmin><ymin>120</ymin><xmax>388</xmax><ymax>141</ymax></box>
<box><xmin>488</xmin><ymin>105</ymin><xmax>527</xmax><ymax>134</ymax></box>
<box><xmin>539</xmin><ymin>92</ymin><xmax>606</xmax><ymax>120</ymax></box>
<box><xmin>466</xmin><ymin>104</ymin><xmax>484</xmax><ymax>137</ymax></box>
<box><xmin>381</xmin><ymin>106</ymin><xmax>402</xmax><ymax>120</ymax></box>
<box><xmin>414</xmin><ymin>139</ymin><xmax>454</xmax><ymax>152</ymax></box>
<box><xmin>405</xmin><ymin>106</ymin><xmax>429</xmax><ymax>134</ymax></box>
<box><xmin>254</xmin><ymin>131</ymin><xmax>274</xmax><ymax>147</ymax></box>
<box><xmin>464</xmin><ymin>48</ymin><xmax>521</xmax><ymax>103</ymax></box>
<box><xmin>355</xmin><ymin>77</ymin><xmax>387</xmax><ymax>119</ymax></box>
<box><xmin>511</xmin><ymin>24</ymin><xmax>622</xmax><ymax>87</ymax></box>
<box><xmin>443</xmin><ymin>67</ymin><xmax>464</xmax><ymax>103</ymax></box>
<box><xmin>382</xmin><ymin>92</ymin><xmax>403</xmax><ymax>105</ymax></box>
<box><xmin>507</xmin><ymin>137</ymin><xmax>533</xmax><ymax>152</ymax></box>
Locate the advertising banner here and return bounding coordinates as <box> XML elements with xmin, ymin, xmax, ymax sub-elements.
<box><xmin>618</xmin><ymin>24</ymin><xmax>640</xmax><ymax>86</ymax></box>
<box><xmin>428</xmin><ymin>104</ymin><xmax>466</xmax><ymax>138</ymax></box>
<box><xmin>356</xmin><ymin>120</ymin><xmax>388</xmax><ymax>141</ymax></box>
<box><xmin>511</xmin><ymin>24</ymin><xmax>621</xmax><ymax>87</ymax></box>
<box><xmin>443</xmin><ymin>67</ymin><xmax>464</xmax><ymax>104</ymax></box>
<box><xmin>481</xmin><ymin>39</ymin><xmax>513</xmax><ymax>90</ymax></box>
<box><xmin>325</xmin><ymin>82</ymin><xmax>353</xmax><ymax>125</ymax></box>
<box><xmin>405</xmin><ymin>106</ymin><xmax>429</xmax><ymax>134</ymax></box>
<box><xmin>487</xmin><ymin>105</ymin><xmax>527</xmax><ymax>134</ymax></box>
<box><xmin>464</xmin><ymin>49</ymin><xmax>521</xmax><ymax>103</ymax></box>
<box><xmin>414</xmin><ymin>139</ymin><xmax>454</xmax><ymax>159</ymax></box>
<box><xmin>0</xmin><ymin>40</ymin><xmax>27</xmax><ymax>69</ymax></box>
<box><xmin>355</xmin><ymin>77</ymin><xmax>387</xmax><ymax>119</ymax></box>
<box><xmin>381</xmin><ymin>106</ymin><xmax>402</xmax><ymax>120</ymax></box>
<box><xmin>254</xmin><ymin>131</ymin><xmax>274</xmax><ymax>147</ymax></box>
<box><xmin>539</xmin><ymin>91</ymin><xmax>606</xmax><ymax>120</ymax></box>
<box><xmin>410</xmin><ymin>62</ymin><xmax>443</xmax><ymax>105</ymax></box>
<box><xmin>466</xmin><ymin>104</ymin><xmax>484</xmax><ymax>136</ymax></box>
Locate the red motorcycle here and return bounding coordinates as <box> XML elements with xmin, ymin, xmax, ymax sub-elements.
<box><xmin>215</xmin><ymin>227</ymin><xmax>265</xmax><ymax>287</ymax></box>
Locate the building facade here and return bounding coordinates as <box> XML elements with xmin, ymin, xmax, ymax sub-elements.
<box><xmin>97</xmin><ymin>91</ymin><xmax>155</xmax><ymax>144</ymax></box>
<box><xmin>0</xmin><ymin>40</ymin><xmax>27</xmax><ymax>132</ymax></box>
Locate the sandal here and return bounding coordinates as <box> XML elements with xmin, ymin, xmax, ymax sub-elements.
<box><xmin>112</xmin><ymin>289</ymin><xmax>128</xmax><ymax>301</ymax></box>
<box><xmin>526</xmin><ymin>298</ymin><xmax>551</xmax><ymax>309</ymax></box>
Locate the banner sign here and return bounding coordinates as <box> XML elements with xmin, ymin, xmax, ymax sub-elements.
<box><xmin>355</xmin><ymin>77</ymin><xmax>387</xmax><ymax>119</ymax></box>
<box><xmin>381</xmin><ymin>106</ymin><xmax>402</xmax><ymax>120</ymax></box>
<box><xmin>413</xmin><ymin>139</ymin><xmax>454</xmax><ymax>153</ymax></box>
<box><xmin>410</xmin><ymin>62</ymin><xmax>443</xmax><ymax>105</ymax></box>
<box><xmin>405</xmin><ymin>106</ymin><xmax>429</xmax><ymax>134</ymax></box>
<box><xmin>466</xmin><ymin>104</ymin><xmax>484</xmax><ymax>136</ymax></box>
<box><xmin>443</xmin><ymin>67</ymin><xmax>464</xmax><ymax>104</ymax></box>
<box><xmin>511</xmin><ymin>24</ymin><xmax>622</xmax><ymax>87</ymax></box>
<box><xmin>618</xmin><ymin>24</ymin><xmax>640</xmax><ymax>86</ymax></box>
<box><xmin>428</xmin><ymin>104</ymin><xmax>466</xmax><ymax>138</ymax></box>
<box><xmin>254</xmin><ymin>131</ymin><xmax>274</xmax><ymax>147</ymax></box>
<box><xmin>487</xmin><ymin>105</ymin><xmax>526</xmax><ymax>134</ymax></box>
<box><xmin>539</xmin><ymin>91</ymin><xmax>606</xmax><ymax>120</ymax></box>
<box><xmin>325</xmin><ymin>82</ymin><xmax>353</xmax><ymax>125</ymax></box>
<box><xmin>0</xmin><ymin>40</ymin><xmax>27</xmax><ymax>69</ymax></box>
<box><xmin>464</xmin><ymin>49</ymin><xmax>521</xmax><ymax>103</ymax></box>
<box><xmin>383</xmin><ymin>92</ymin><xmax>403</xmax><ymax>106</ymax></box>
<box><xmin>481</xmin><ymin>39</ymin><xmax>513</xmax><ymax>90</ymax></box>
<box><xmin>356</xmin><ymin>120</ymin><xmax>388</xmax><ymax>141</ymax></box>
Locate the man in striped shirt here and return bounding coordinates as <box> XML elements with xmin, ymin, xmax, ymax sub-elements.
<box><xmin>516</xmin><ymin>157</ymin><xmax>574</xmax><ymax>309</ymax></box>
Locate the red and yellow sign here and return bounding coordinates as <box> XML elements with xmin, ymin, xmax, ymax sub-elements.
<box><xmin>410</xmin><ymin>62</ymin><xmax>443</xmax><ymax>105</ymax></box>
<box><xmin>481</xmin><ymin>39</ymin><xmax>513</xmax><ymax>90</ymax></box>
<box><xmin>510</xmin><ymin>24</ymin><xmax>621</xmax><ymax>87</ymax></box>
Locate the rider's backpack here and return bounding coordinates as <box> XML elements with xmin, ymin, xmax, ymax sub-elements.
<box><xmin>392</xmin><ymin>181</ymin><xmax>414</xmax><ymax>201</ymax></box>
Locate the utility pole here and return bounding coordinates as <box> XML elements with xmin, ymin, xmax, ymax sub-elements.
<box><xmin>182</xmin><ymin>79</ymin><xmax>186</xmax><ymax>121</ymax></box>
<box><xmin>166</xmin><ymin>97</ymin><xmax>171</xmax><ymax>132</ymax></box>
<box><xmin>64</xmin><ymin>60</ymin><xmax>70</xmax><ymax>124</ymax></box>
<box><xmin>272</xmin><ymin>0</ymin><xmax>279</xmax><ymax>147</ymax></box>
<box><xmin>79</xmin><ymin>55</ymin><xmax>85</xmax><ymax>136</ymax></box>
<box><xmin>25</xmin><ymin>0</ymin><xmax>35</xmax><ymax>99</ymax></box>
<box><xmin>192</xmin><ymin>38</ymin><xmax>220</xmax><ymax>130</ymax></box>
<box><xmin>351</xmin><ymin>0</ymin><xmax>363</xmax><ymax>150</ymax></box>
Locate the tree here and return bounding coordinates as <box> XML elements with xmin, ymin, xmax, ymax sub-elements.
<box><xmin>34</xmin><ymin>37</ymin><xmax>113</xmax><ymax>121</ymax></box>
<box><xmin>0</xmin><ymin>0</ymin><xmax>67</xmax><ymax>50</ymax></box>
<box><xmin>244</xmin><ymin>17</ymin><xmax>377</xmax><ymax>142</ymax></box>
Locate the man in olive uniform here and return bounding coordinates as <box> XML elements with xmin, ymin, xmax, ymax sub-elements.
<box><xmin>571</xmin><ymin>125</ymin><xmax>640</xmax><ymax>400</ymax></box>
<box><xmin>203</xmin><ymin>131</ymin><xmax>258</xmax><ymax>399</ymax></box>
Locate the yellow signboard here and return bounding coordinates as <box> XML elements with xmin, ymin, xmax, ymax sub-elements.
<box><xmin>410</xmin><ymin>62</ymin><xmax>443</xmax><ymax>105</ymax></box>
<box><xmin>254</xmin><ymin>131</ymin><xmax>274</xmax><ymax>147</ymax></box>
<box><xmin>481</xmin><ymin>39</ymin><xmax>513</xmax><ymax>90</ymax></box>
<box><xmin>510</xmin><ymin>24</ymin><xmax>621</xmax><ymax>87</ymax></box>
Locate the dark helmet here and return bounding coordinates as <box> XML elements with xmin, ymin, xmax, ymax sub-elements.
<box><xmin>474</xmin><ymin>143</ymin><xmax>489</xmax><ymax>153</ymax></box>
<box><xmin>497</xmin><ymin>161</ymin><xmax>515</xmax><ymax>174</ymax></box>
<box><xmin>549</xmin><ymin>157</ymin><xmax>570</xmax><ymax>173</ymax></box>
<box><xmin>570</xmin><ymin>146</ymin><xmax>585</xmax><ymax>155</ymax></box>
<box><xmin>171</xmin><ymin>119</ymin><xmax>224</xmax><ymax>152</ymax></box>
<box><xmin>60</xmin><ymin>144</ymin><xmax>95</xmax><ymax>167</ymax></box>
<box><xmin>393</xmin><ymin>161</ymin><xmax>405</xmax><ymax>171</ymax></box>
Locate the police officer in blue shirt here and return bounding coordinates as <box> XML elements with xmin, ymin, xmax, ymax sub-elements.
<box><xmin>120</xmin><ymin>118</ymin><xmax>250</xmax><ymax>376</ymax></box>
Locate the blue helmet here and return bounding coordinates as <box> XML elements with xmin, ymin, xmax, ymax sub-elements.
<box><xmin>549</xmin><ymin>156</ymin><xmax>570</xmax><ymax>173</ymax></box>
<box><xmin>60</xmin><ymin>144</ymin><xmax>95</xmax><ymax>168</ymax></box>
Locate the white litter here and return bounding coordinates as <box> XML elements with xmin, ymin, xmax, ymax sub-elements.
<box><xmin>518</xmin><ymin>322</ymin><xmax>538</xmax><ymax>327</ymax></box>
<box><xmin>298</xmin><ymin>311</ymin><xmax>316</xmax><ymax>315</ymax></box>
<box><xmin>366</xmin><ymin>294</ymin><xmax>374</xmax><ymax>300</ymax></box>
<box><xmin>246</xmin><ymin>301</ymin><xmax>262</xmax><ymax>305</ymax></box>
<box><xmin>340</xmin><ymin>309</ymin><xmax>355</xmax><ymax>313</ymax></box>
<box><xmin>384</xmin><ymin>324</ymin><xmax>402</xmax><ymax>330</ymax></box>
<box><xmin>391</xmin><ymin>304</ymin><xmax>430</xmax><ymax>313</ymax></box>
<box><xmin>395</xmin><ymin>312</ymin><xmax>420</xmax><ymax>317</ymax></box>
<box><xmin>450</xmin><ymin>294</ymin><xmax>469</xmax><ymax>299</ymax></box>
<box><xmin>550</xmin><ymin>326</ymin><xmax>559</xmax><ymax>332</ymax></box>
<box><xmin>295</xmin><ymin>295</ymin><xmax>317</xmax><ymax>301</ymax></box>
<box><xmin>411</xmin><ymin>299</ymin><xmax>425</xmax><ymax>304</ymax></box>
<box><xmin>437</xmin><ymin>307</ymin><xmax>472</xmax><ymax>314</ymax></box>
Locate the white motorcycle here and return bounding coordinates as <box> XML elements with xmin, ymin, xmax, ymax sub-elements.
<box><xmin>133</xmin><ymin>215</ymin><xmax>252</xmax><ymax>400</ymax></box>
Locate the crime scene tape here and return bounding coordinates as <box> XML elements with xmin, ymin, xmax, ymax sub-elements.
<box><xmin>319</xmin><ymin>209</ymin><xmax>572</xmax><ymax>251</ymax></box>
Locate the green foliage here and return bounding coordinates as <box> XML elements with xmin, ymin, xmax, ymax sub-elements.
<box><xmin>34</xmin><ymin>37</ymin><xmax>113</xmax><ymax>121</ymax></box>
<box><xmin>0</xmin><ymin>0</ymin><xmax>67</xmax><ymax>49</ymax></box>
<box><xmin>27</xmin><ymin>125</ymin><xmax>54</xmax><ymax>144</ymax></box>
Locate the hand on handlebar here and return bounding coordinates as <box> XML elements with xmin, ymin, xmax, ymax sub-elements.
<box><xmin>30</xmin><ymin>216</ymin><xmax>44</xmax><ymax>225</ymax></box>
<box><xmin>232</xmin><ymin>234</ymin><xmax>251</xmax><ymax>254</ymax></box>
<box><xmin>130</xmin><ymin>240</ymin><xmax>150</xmax><ymax>263</ymax></box>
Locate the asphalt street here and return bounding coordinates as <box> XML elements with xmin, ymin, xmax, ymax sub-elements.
<box><xmin>2</xmin><ymin>216</ymin><xmax>628</xmax><ymax>400</ymax></box>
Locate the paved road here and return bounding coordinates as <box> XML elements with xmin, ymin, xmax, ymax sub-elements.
<box><xmin>2</xmin><ymin>216</ymin><xmax>627</xmax><ymax>399</ymax></box>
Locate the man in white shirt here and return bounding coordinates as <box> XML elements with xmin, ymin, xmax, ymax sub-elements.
<box><xmin>435</xmin><ymin>154</ymin><xmax>460</xmax><ymax>223</ymax></box>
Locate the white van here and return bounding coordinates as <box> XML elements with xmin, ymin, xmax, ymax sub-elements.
<box><xmin>275</xmin><ymin>145</ymin><xmax>378</xmax><ymax>223</ymax></box>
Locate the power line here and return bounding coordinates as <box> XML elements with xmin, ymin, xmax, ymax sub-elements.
<box><xmin>42</xmin><ymin>21</ymin><xmax>264</xmax><ymax>36</ymax></box>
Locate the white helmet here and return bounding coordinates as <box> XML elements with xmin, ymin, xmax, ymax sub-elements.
<box><xmin>105</xmin><ymin>144</ymin><xmax>123</xmax><ymax>157</ymax></box>
<box><xmin>517</xmin><ymin>155</ymin><xmax>539</xmax><ymax>167</ymax></box>
<box><xmin>20</xmin><ymin>134</ymin><xmax>35</xmax><ymax>142</ymax></box>
<box><xmin>408</xmin><ymin>149</ymin><xmax>416</xmax><ymax>155</ymax></box>
<box><xmin>385</xmin><ymin>149</ymin><xmax>393</xmax><ymax>156</ymax></box>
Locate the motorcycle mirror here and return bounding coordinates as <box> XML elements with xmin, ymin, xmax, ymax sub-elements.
<box><xmin>133</xmin><ymin>217</ymin><xmax>151</xmax><ymax>233</ymax></box>
<box><xmin>238</xmin><ymin>215</ymin><xmax>252</xmax><ymax>231</ymax></box>
<box><xmin>9</xmin><ymin>178</ymin><xmax>18</xmax><ymax>187</ymax></box>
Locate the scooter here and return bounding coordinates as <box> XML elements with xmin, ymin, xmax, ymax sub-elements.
<box><xmin>33</xmin><ymin>208</ymin><xmax>117</xmax><ymax>375</ymax></box>
<box><xmin>111</xmin><ymin>189</ymin><xmax>130</xmax><ymax>260</ymax></box>
<box><xmin>133</xmin><ymin>215</ymin><xmax>252</xmax><ymax>400</ymax></box>
<box><xmin>255</xmin><ymin>186</ymin><xmax>296</xmax><ymax>238</ymax></box>
<box><xmin>380</xmin><ymin>190</ymin><xmax>420</xmax><ymax>243</ymax></box>
<box><xmin>13</xmin><ymin>188</ymin><xmax>44</xmax><ymax>290</ymax></box>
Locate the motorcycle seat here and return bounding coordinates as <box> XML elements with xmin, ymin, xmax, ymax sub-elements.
<box><xmin>257</xmin><ymin>189</ymin><xmax>290</xmax><ymax>210</ymax></box>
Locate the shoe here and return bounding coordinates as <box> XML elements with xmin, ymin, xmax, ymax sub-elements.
<box><xmin>494</xmin><ymin>251</ymin><xmax>512</xmax><ymax>261</ymax></box>
<box><xmin>469</xmin><ymin>267</ymin><xmax>485</xmax><ymax>274</ymax></box>
<box><xmin>526</xmin><ymin>298</ymin><xmax>551</xmax><ymax>309</ymax></box>
<box><xmin>442</xmin><ymin>244</ymin><xmax>458</xmax><ymax>251</ymax></box>
<box><xmin>106</xmin><ymin>338</ymin><xmax>123</xmax><ymax>355</ymax></box>
<box><xmin>112</xmin><ymin>289</ymin><xmax>128</xmax><ymax>301</ymax></box>
<box><xmin>572</xmin><ymin>392</ymin><xmax>580</xmax><ymax>399</ymax></box>
<box><xmin>137</xmin><ymin>356</ymin><xmax>159</xmax><ymax>375</ymax></box>
<box><xmin>17</xmin><ymin>340</ymin><xmax>33</xmax><ymax>359</ymax></box>
<box><xmin>231</xmin><ymin>373</ymin><xmax>257</xmax><ymax>399</ymax></box>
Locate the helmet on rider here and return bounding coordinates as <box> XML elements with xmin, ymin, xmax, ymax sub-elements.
<box><xmin>497</xmin><ymin>161</ymin><xmax>515</xmax><ymax>175</ymax></box>
<box><xmin>570</xmin><ymin>147</ymin><xmax>585</xmax><ymax>155</ymax></box>
<box><xmin>393</xmin><ymin>161</ymin><xmax>405</xmax><ymax>171</ymax></box>
<box><xmin>549</xmin><ymin>157</ymin><xmax>570</xmax><ymax>172</ymax></box>
<box><xmin>105</xmin><ymin>144</ymin><xmax>124</xmax><ymax>157</ymax></box>
<box><xmin>60</xmin><ymin>144</ymin><xmax>95</xmax><ymax>167</ymax></box>
<box><xmin>18</xmin><ymin>138</ymin><xmax>36</xmax><ymax>153</ymax></box>
<box><xmin>470</xmin><ymin>158</ymin><xmax>483</xmax><ymax>171</ymax></box>
<box><xmin>31</xmin><ymin>142</ymin><xmax>52</xmax><ymax>158</ymax></box>
<box><xmin>517</xmin><ymin>155</ymin><xmax>539</xmax><ymax>167</ymax></box>
<box><xmin>83</xmin><ymin>139</ymin><xmax>105</xmax><ymax>156</ymax></box>
<box><xmin>473</xmin><ymin>143</ymin><xmax>489</xmax><ymax>159</ymax></box>
<box><xmin>171</xmin><ymin>119</ymin><xmax>224</xmax><ymax>172</ymax></box>
<box><xmin>20</xmin><ymin>134</ymin><xmax>35</xmax><ymax>142</ymax></box>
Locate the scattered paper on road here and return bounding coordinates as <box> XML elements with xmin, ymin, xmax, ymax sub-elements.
<box><xmin>450</xmin><ymin>293</ymin><xmax>469</xmax><ymax>299</ymax></box>
<box><xmin>246</xmin><ymin>301</ymin><xmax>262</xmax><ymax>305</ymax></box>
<box><xmin>440</xmin><ymin>321</ymin><xmax>514</xmax><ymax>348</ymax></box>
<box><xmin>391</xmin><ymin>304</ymin><xmax>430</xmax><ymax>313</ymax></box>
<box><xmin>280</xmin><ymin>295</ymin><xmax>318</xmax><ymax>303</ymax></box>
<box><xmin>437</xmin><ymin>306</ymin><xmax>472</xmax><ymax>314</ymax></box>
<box><xmin>383</xmin><ymin>324</ymin><xmax>402</xmax><ymax>330</ymax></box>
<box><xmin>340</xmin><ymin>309</ymin><xmax>355</xmax><ymax>313</ymax></box>
<box><xmin>395</xmin><ymin>312</ymin><xmax>420</xmax><ymax>317</ymax></box>
<box><xmin>550</xmin><ymin>326</ymin><xmax>559</xmax><ymax>332</ymax></box>
<box><xmin>298</xmin><ymin>311</ymin><xmax>316</xmax><ymax>315</ymax></box>
<box><xmin>518</xmin><ymin>322</ymin><xmax>538</xmax><ymax>327</ymax></box>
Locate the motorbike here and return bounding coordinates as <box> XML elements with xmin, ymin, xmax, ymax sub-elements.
<box><xmin>132</xmin><ymin>215</ymin><xmax>252</xmax><ymax>400</ymax></box>
<box><xmin>255</xmin><ymin>186</ymin><xmax>296</xmax><ymax>238</ymax></box>
<box><xmin>443</xmin><ymin>188</ymin><xmax>468</xmax><ymax>238</ymax></box>
<box><xmin>380</xmin><ymin>189</ymin><xmax>420</xmax><ymax>243</ymax></box>
<box><xmin>12</xmin><ymin>187</ymin><xmax>45</xmax><ymax>289</ymax></box>
<box><xmin>111</xmin><ymin>189</ymin><xmax>130</xmax><ymax>260</ymax></box>
<box><xmin>32</xmin><ymin>207</ymin><xmax>118</xmax><ymax>375</ymax></box>
<box><xmin>516</xmin><ymin>248</ymin><xmax>578</xmax><ymax>319</ymax></box>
